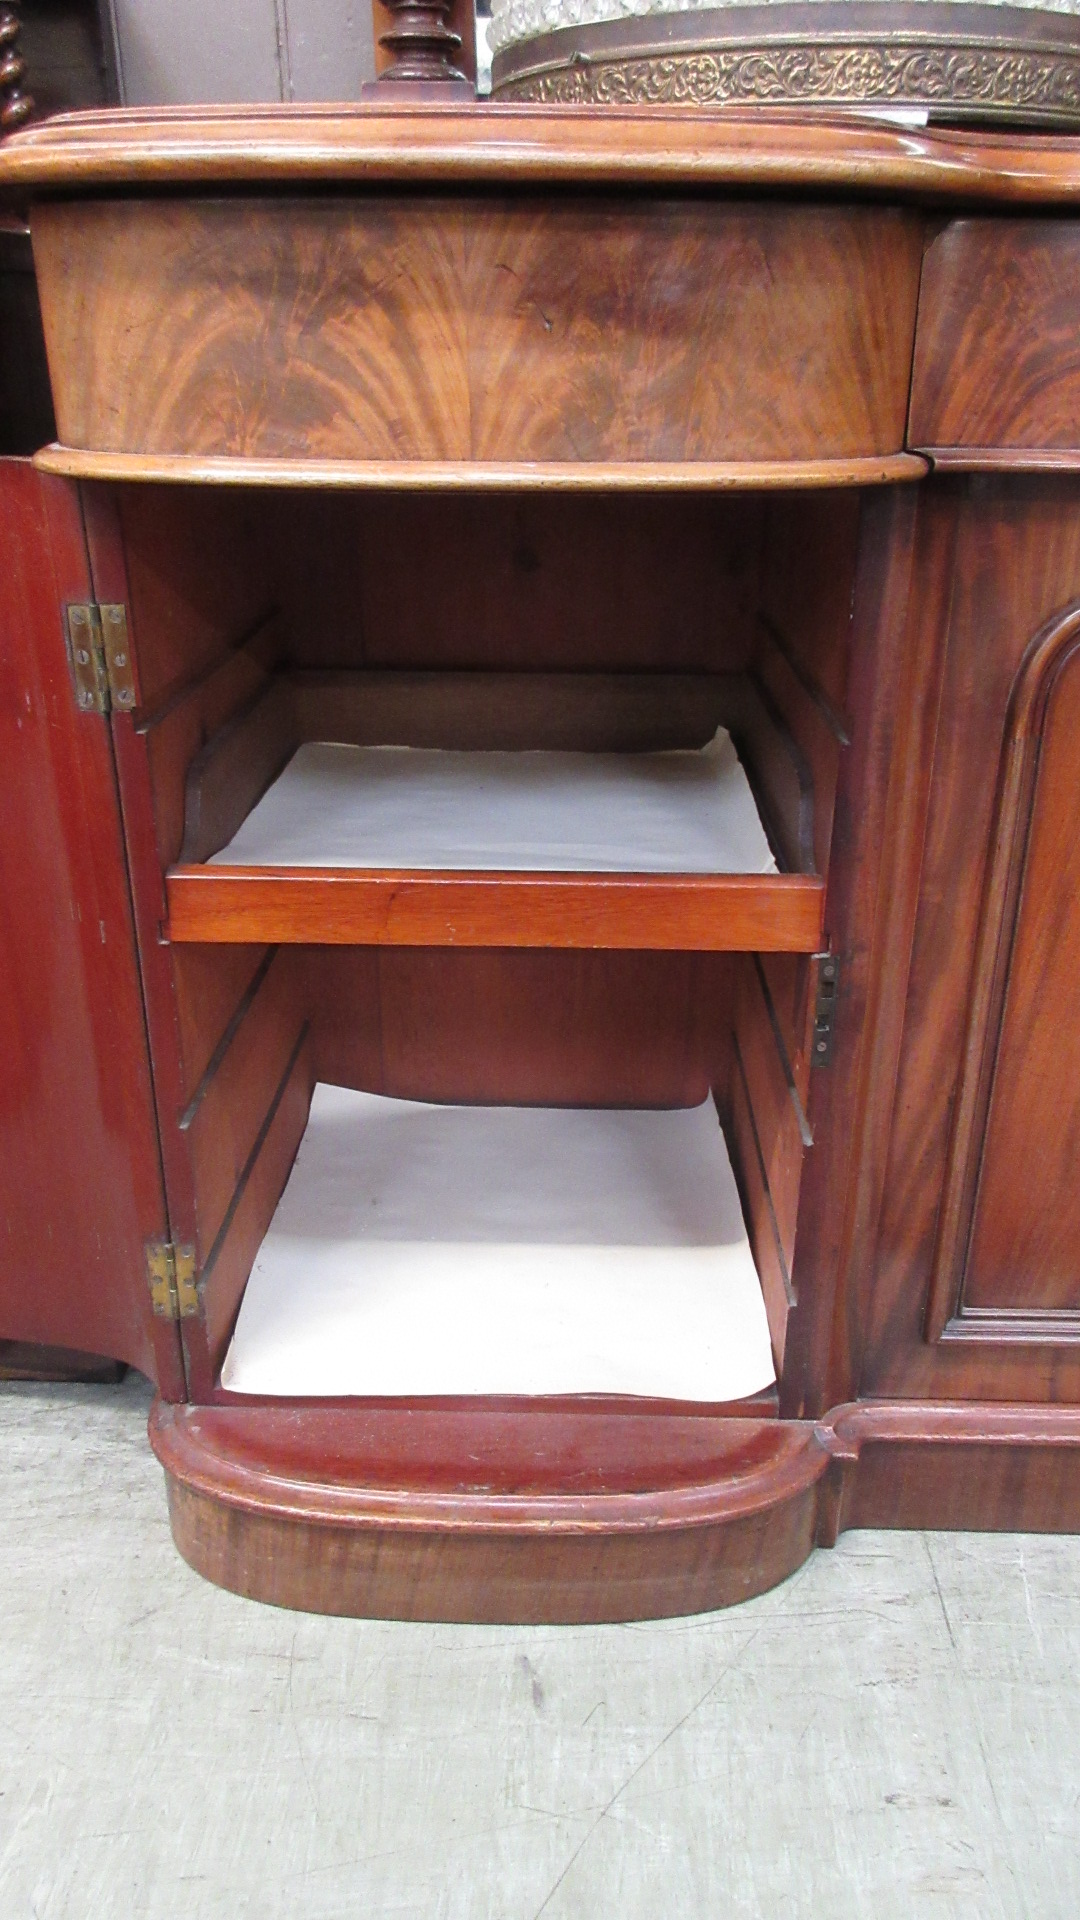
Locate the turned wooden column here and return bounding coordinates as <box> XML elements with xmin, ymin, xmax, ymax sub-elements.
<box><xmin>368</xmin><ymin>0</ymin><xmax>474</xmax><ymax>92</ymax></box>
<box><xmin>0</xmin><ymin>2</ymin><xmax>31</xmax><ymax>133</ymax></box>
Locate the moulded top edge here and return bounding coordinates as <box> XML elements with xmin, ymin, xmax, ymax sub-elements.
<box><xmin>31</xmin><ymin>447</ymin><xmax>930</xmax><ymax>491</ymax></box>
<box><xmin>6</xmin><ymin>102</ymin><xmax>1080</xmax><ymax>204</ymax></box>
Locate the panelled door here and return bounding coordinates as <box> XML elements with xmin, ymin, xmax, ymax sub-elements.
<box><xmin>862</xmin><ymin>473</ymin><xmax>1080</xmax><ymax>1404</ymax></box>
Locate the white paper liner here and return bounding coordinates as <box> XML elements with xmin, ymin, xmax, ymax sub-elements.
<box><xmin>209</xmin><ymin>729</ymin><xmax>778</xmax><ymax>874</ymax></box>
<box><xmin>221</xmin><ymin>1085</ymin><xmax>777</xmax><ymax>1402</ymax></box>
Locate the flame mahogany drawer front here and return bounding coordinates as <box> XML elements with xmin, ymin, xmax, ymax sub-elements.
<box><xmin>29</xmin><ymin>195</ymin><xmax>924</xmax><ymax>469</ymax></box>
<box><xmin>910</xmin><ymin>217</ymin><xmax>1080</xmax><ymax>461</ymax></box>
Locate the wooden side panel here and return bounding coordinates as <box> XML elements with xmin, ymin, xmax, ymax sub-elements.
<box><xmin>863</xmin><ymin>476</ymin><xmax>1080</xmax><ymax>1403</ymax></box>
<box><xmin>0</xmin><ymin>461</ymin><xmax>178</xmax><ymax>1388</ymax></box>
<box><xmin>757</xmin><ymin>490</ymin><xmax>858</xmax><ymax>879</ymax></box>
<box><xmin>173</xmin><ymin>944</ymin><xmax>274</xmax><ymax>1102</ymax></box>
<box><xmin>111</xmin><ymin>484</ymin><xmax>277</xmax><ymax>708</ymax></box>
<box><xmin>758</xmin><ymin>953</ymin><xmax>814</xmax><ymax>1109</ymax></box>
<box><xmin>32</xmin><ymin>196</ymin><xmax>923</xmax><ymax>465</ymax></box>
<box><xmin>910</xmin><ymin>218</ymin><xmax>1080</xmax><ymax>456</ymax></box>
<box><xmin>182</xmin><ymin>948</ymin><xmax>307</xmax><ymax>1264</ymax></box>
<box><xmin>144</xmin><ymin>626</ymin><xmax>285</xmax><ymax>868</ymax></box>
<box><xmin>732</xmin><ymin>955</ymin><xmax>806</xmax><ymax>1271</ymax></box>
<box><xmin>193</xmin><ymin>1027</ymin><xmax>314</xmax><ymax>1393</ymax></box>
<box><xmin>728</xmin><ymin>1033</ymin><xmax>791</xmax><ymax>1372</ymax></box>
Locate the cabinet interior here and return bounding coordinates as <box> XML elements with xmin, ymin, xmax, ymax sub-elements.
<box><xmin>109</xmin><ymin>483</ymin><xmax>860</xmax><ymax>1404</ymax></box>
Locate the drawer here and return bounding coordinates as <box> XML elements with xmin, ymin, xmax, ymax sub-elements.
<box><xmin>910</xmin><ymin>218</ymin><xmax>1080</xmax><ymax>461</ymax></box>
<box><xmin>30</xmin><ymin>195</ymin><xmax>923</xmax><ymax>472</ymax></box>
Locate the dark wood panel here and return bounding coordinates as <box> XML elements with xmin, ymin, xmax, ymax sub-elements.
<box><xmin>308</xmin><ymin>949</ymin><xmax>726</xmax><ymax>1108</ymax></box>
<box><xmin>111</xmin><ymin>484</ymin><xmax>278</xmax><ymax>710</ymax></box>
<box><xmin>863</xmin><ymin>476</ymin><xmax>1080</xmax><ymax>1403</ymax></box>
<box><xmin>0</xmin><ymin>1340</ymin><xmax>124</xmax><ymax>1384</ymax></box>
<box><xmin>760</xmin><ymin>491</ymin><xmax>860</xmax><ymax>718</ymax></box>
<box><xmin>929</xmin><ymin>611</ymin><xmax>1080</xmax><ymax>1325</ymax></box>
<box><xmin>151</xmin><ymin>1399</ymin><xmax>828</xmax><ymax>1622</ymax></box>
<box><xmin>910</xmin><ymin>219</ymin><xmax>1080</xmax><ymax>456</ymax></box>
<box><xmin>31</xmin><ymin>196</ymin><xmax>923</xmax><ymax>466</ymax></box>
<box><xmin>272</xmin><ymin>491</ymin><xmax>764</xmax><ymax>675</ymax></box>
<box><xmin>165</xmin><ymin>866</ymin><xmax>825</xmax><ymax>952</ymax></box>
<box><xmin>0</xmin><ymin>463</ymin><xmax>178</xmax><ymax>1390</ymax></box>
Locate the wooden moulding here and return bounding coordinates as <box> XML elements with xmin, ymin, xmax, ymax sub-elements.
<box><xmin>149</xmin><ymin>1395</ymin><xmax>1080</xmax><ymax>1619</ymax></box>
<box><xmin>164</xmin><ymin>668</ymin><xmax>825</xmax><ymax>952</ymax></box>
<box><xmin>31</xmin><ymin>448</ymin><xmax>929</xmax><ymax>491</ymax></box>
<box><xmin>27</xmin><ymin>195</ymin><xmax>923</xmax><ymax>468</ymax></box>
<box><xmin>7</xmin><ymin>106</ymin><xmax>1080</xmax><ymax>204</ymax></box>
<box><xmin>150</xmin><ymin>1401</ymin><xmax>830</xmax><ymax>1622</ymax></box>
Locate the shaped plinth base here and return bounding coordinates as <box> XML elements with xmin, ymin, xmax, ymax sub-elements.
<box><xmin>150</xmin><ymin>1400</ymin><xmax>830</xmax><ymax>1622</ymax></box>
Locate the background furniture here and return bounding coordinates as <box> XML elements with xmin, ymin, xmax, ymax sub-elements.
<box><xmin>3</xmin><ymin>105</ymin><xmax>1080</xmax><ymax>1619</ymax></box>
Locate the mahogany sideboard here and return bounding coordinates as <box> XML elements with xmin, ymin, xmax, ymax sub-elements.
<box><xmin>3</xmin><ymin>103</ymin><xmax>1080</xmax><ymax>1621</ymax></box>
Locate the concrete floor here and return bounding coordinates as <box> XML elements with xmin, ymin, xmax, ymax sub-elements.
<box><xmin>1</xmin><ymin>1375</ymin><xmax>1078</xmax><ymax>1920</ymax></box>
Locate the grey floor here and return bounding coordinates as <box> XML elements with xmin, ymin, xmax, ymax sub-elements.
<box><xmin>2</xmin><ymin>1374</ymin><xmax>1078</xmax><ymax>1920</ymax></box>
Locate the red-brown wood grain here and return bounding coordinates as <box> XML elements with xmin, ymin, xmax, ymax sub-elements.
<box><xmin>164</xmin><ymin>865</ymin><xmax>825</xmax><ymax>952</ymax></box>
<box><xmin>29</xmin><ymin>195</ymin><xmax>923</xmax><ymax>468</ymax></box>
<box><xmin>269</xmin><ymin>491</ymin><xmax>764</xmax><ymax>675</ymax></box>
<box><xmin>958</xmin><ymin>626</ymin><xmax>1080</xmax><ymax>1318</ymax></box>
<box><xmin>151</xmin><ymin>1398</ymin><xmax>829</xmax><ymax>1621</ymax></box>
<box><xmin>910</xmin><ymin>219</ymin><xmax>1080</xmax><ymax>459</ymax></box>
<box><xmin>863</xmin><ymin>476</ymin><xmax>1080</xmax><ymax>1404</ymax></box>
<box><xmin>306</xmin><ymin>948</ymin><xmax>728</xmax><ymax>1109</ymax></box>
<box><xmin>6</xmin><ymin>105</ymin><xmax>1080</xmax><ymax>204</ymax></box>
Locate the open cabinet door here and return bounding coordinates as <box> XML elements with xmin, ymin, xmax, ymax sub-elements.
<box><xmin>0</xmin><ymin>461</ymin><xmax>184</xmax><ymax>1396</ymax></box>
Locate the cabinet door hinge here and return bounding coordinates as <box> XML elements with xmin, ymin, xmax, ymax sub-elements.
<box><xmin>811</xmin><ymin>953</ymin><xmax>840</xmax><ymax>1067</ymax></box>
<box><xmin>66</xmin><ymin>603</ymin><xmax>135</xmax><ymax>715</ymax></box>
<box><xmin>146</xmin><ymin>1241</ymin><xmax>199</xmax><ymax>1320</ymax></box>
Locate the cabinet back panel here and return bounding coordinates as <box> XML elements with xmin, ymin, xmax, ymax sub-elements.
<box><xmin>269</xmin><ymin>491</ymin><xmax>763</xmax><ymax>675</ymax></box>
<box><xmin>304</xmin><ymin>949</ymin><xmax>730</xmax><ymax>1109</ymax></box>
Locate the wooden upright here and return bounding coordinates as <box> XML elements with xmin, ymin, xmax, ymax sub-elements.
<box><xmin>3</xmin><ymin>103</ymin><xmax>1080</xmax><ymax>1619</ymax></box>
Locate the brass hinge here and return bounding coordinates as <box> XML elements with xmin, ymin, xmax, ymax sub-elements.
<box><xmin>66</xmin><ymin>603</ymin><xmax>135</xmax><ymax>715</ymax></box>
<box><xmin>811</xmin><ymin>952</ymin><xmax>840</xmax><ymax>1067</ymax></box>
<box><xmin>146</xmin><ymin>1240</ymin><xmax>199</xmax><ymax>1320</ymax></box>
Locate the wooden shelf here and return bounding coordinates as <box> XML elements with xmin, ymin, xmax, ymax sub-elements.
<box><xmin>161</xmin><ymin>667</ymin><xmax>823</xmax><ymax>951</ymax></box>
<box><xmin>165</xmin><ymin>864</ymin><xmax>825</xmax><ymax>951</ymax></box>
